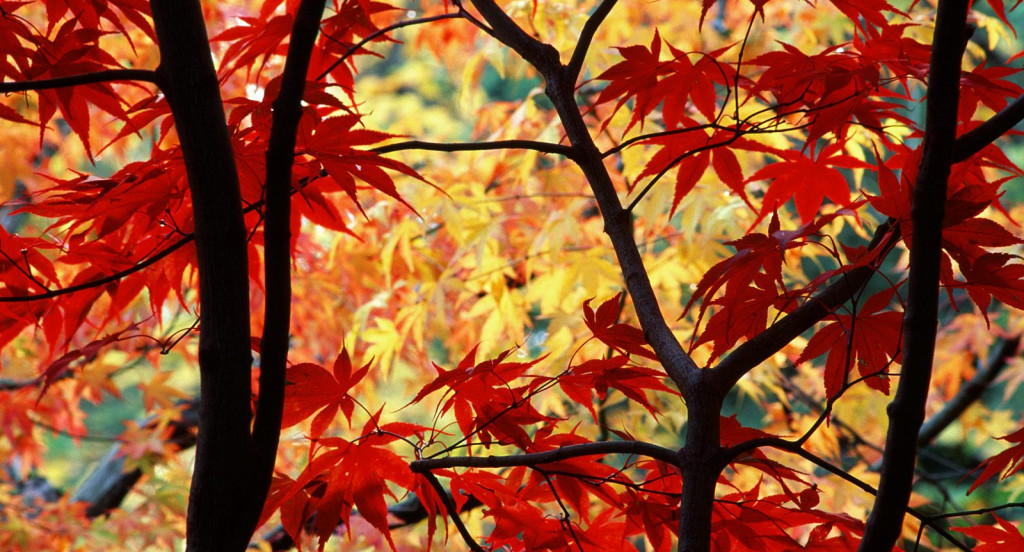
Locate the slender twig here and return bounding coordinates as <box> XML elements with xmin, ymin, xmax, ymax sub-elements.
<box><xmin>374</xmin><ymin>139</ymin><xmax>576</xmax><ymax>159</ymax></box>
<box><xmin>420</xmin><ymin>471</ymin><xmax>487</xmax><ymax>552</ymax></box>
<box><xmin>625</xmin><ymin>131</ymin><xmax>740</xmax><ymax>212</ymax></box>
<box><xmin>0</xmin><ymin>234</ymin><xmax>192</xmax><ymax>303</ymax></box>
<box><xmin>411</xmin><ymin>440</ymin><xmax>680</xmax><ymax>471</ymax></box>
<box><xmin>315</xmin><ymin>13</ymin><xmax>463</xmax><ymax>82</ymax></box>
<box><xmin>0</xmin><ymin>247</ymin><xmax>49</xmax><ymax>291</ymax></box>
<box><xmin>926</xmin><ymin>501</ymin><xmax>1024</xmax><ymax>520</ymax></box>
<box><xmin>731</xmin><ymin>14</ymin><xmax>757</xmax><ymax>125</ymax></box>
<box><xmin>161</xmin><ymin>317</ymin><xmax>200</xmax><ymax>354</ymax></box>
<box><xmin>917</xmin><ymin>336</ymin><xmax>1020</xmax><ymax>447</ymax></box>
<box><xmin>719</xmin><ymin>438</ymin><xmax>971</xmax><ymax>551</ymax></box>
<box><xmin>538</xmin><ymin>470</ymin><xmax>586</xmax><ymax>552</ymax></box>
<box><xmin>0</xmin><ymin>68</ymin><xmax>161</xmax><ymax>93</ymax></box>
<box><xmin>602</xmin><ymin>122</ymin><xmax>718</xmax><ymax>158</ymax></box>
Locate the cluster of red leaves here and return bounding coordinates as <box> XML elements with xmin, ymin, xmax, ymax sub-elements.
<box><xmin>953</xmin><ymin>515</ymin><xmax>1024</xmax><ymax>552</ymax></box>
<box><xmin>594</xmin><ymin>30</ymin><xmax>735</xmax><ymax>132</ymax></box>
<box><xmin>684</xmin><ymin>211</ymin><xmax>849</xmax><ymax>365</ymax></box>
<box><xmin>281</xmin><ymin>349</ymin><xmax>371</xmax><ymax>437</ymax></box>
<box><xmin>868</xmin><ymin>143</ymin><xmax>1024</xmax><ymax>319</ymax></box>
<box><xmin>0</xmin><ymin>0</ymin><xmax>154</xmax><ymax>158</ymax></box>
<box><xmin>450</xmin><ymin>462</ymin><xmax>653</xmax><ymax>552</ymax></box>
<box><xmin>716</xmin><ymin>416</ymin><xmax>866</xmax><ymax>550</ymax></box>
<box><xmin>268</xmin><ymin>350</ymin><xmax>434</xmax><ymax>550</ymax></box>
<box><xmin>271</xmin><ymin>294</ymin><xmax>685</xmax><ymax>550</ymax></box>
<box><xmin>582</xmin><ymin>293</ymin><xmax>657</xmax><ymax>360</ymax></box>
<box><xmin>796</xmin><ymin>287</ymin><xmax>902</xmax><ymax>398</ymax></box>
<box><xmin>575</xmin><ymin>295</ymin><xmax>679</xmax><ymax>417</ymax></box>
<box><xmin>261</xmin><ymin>415</ymin><xmax>430</xmax><ymax>551</ymax></box>
<box><xmin>967</xmin><ymin>426</ymin><xmax>1024</xmax><ymax>495</ymax></box>
<box><xmin>213</xmin><ymin>0</ymin><xmax>399</xmax><ymax>88</ymax></box>
<box><xmin>0</xmin><ymin>0</ymin><xmax>423</xmax><ymax>383</ymax></box>
<box><xmin>713</xmin><ymin>482</ymin><xmax>863</xmax><ymax>552</ymax></box>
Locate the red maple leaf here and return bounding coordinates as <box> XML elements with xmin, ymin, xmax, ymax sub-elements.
<box><xmin>952</xmin><ymin>515</ymin><xmax>1024</xmax><ymax>552</ymax></box>
<box><xmin>582</xmin><ymin>293</ymin><xmax>658</xmax><ymax>360</ymax></box>
<box><xmin>958</xmin><ymin>253</ymin><xmax>1024</xmax><ymax>318</ymax></box>
<box><xmin>746</xmin><ymin>143</ymin><xmax>869</xmax><ymax>224</ymax></box>
<box><xmin>281</xmin><ymin>349</ymin><xmax>371</xmax><ymax>437</ymax></box>
<box><xmin>594</xmin><ymin>30</ymin><xmax>666</xmax><ymax>132</ymax></box>
<box><xmin>302</xmin><ymin>114</ymin><xmax>425</xmax><ymax>215</ymax></box>
<box><xmin>558</xmin><ymin>355</ymin><xmax>678</xmax><ymax>420</ymax></box>
<box><xmin>967</xmin><ymin>426</ymin><xmax>1024</xmax><ymax>495</ymax></box>
<box><xmin>594</xmin><ymin>32</ymin><xmax>731</xmax><ymax>132</ymax></box>
<box><xmin>271</xmin><ymin>414</ymin><xmax>420</xmax><ymax>551</ymax></box>
<box><xmin>409</xmin><ymin>346</ymin><xmax>552</xmax><ymax>448</ymax></box>
<box><xmin>796</xmin><ymin>288</ymin><xmax>901</xmax><ymax>398</ymax></box>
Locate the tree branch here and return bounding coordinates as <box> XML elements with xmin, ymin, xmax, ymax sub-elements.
<box><xmin>151</xmin><ymin>0</ymin><xmax>255</xmax><ymax>548</ymax></box>
<box><xmin>720</xmin><ymin>438</ymin><xmax>972</xmax><ymax>551</ymax></box>
<box><xmin>374</xmin><ymin>139</ymin><xmax>576</xmax><ymax>159</ymax></box>
<box><xmin>250</xmin><ymin>0</ymin><xmax>326</xmax><ymax>536</ymax></box>
<box><xmin>466</xmin><ymin>0</ymin><xmax>561</xmax><ymax>73</ymax></box>
<box><xmin>410</xmin><ymin>440</ymin><xmax>680</xmax><ymax>472</ymax></box>
<box><xmin>918</xmin><ymin>336</ymin><xmax>1020</xmax><ymax>447</ymax></box>
<box><xmin>315</xmin><ymin>12</ymin><xmax>463</xmax><ymax>82</ymax></box>
<box><xmin>712</xmin><ymin>219</ymin><xmax>901</xmax><ymax>392</ymax></box>
<box><xmin>0</xmin><ymin>235</ymin><xmax>192</xmax><ymax>303</ymax></box>
<box><xmin>467</xmin><ymin>1</ymin><xmax>701</xmax><ymax>395</ymax></box>
<box><xmin>858</xmin><ymin>3</ymin><xmax>970</xmax><ymax>550</ymax></box>
<box><xmin>565</xmin><ymin>0</ymin><xmax>618</xmax><ymax>83</ymax></box>
<box><xmin>952</xmin><ymin>92</ymin><xmax>1024</xmax><ymax>160</ymax></box>
<box><xmin>0</xmin><ymin>69</ymin><xmax>161</xmax><ymax>93</ymax></box>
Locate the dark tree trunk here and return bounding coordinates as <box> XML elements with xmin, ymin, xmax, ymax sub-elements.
<box><xmin>151</xmin><ymin>0</ymin><xmax>325</xmax><ymax>548</ymax></box>
<box><xmin>676</xmin><ymin>391</ymin><xmax>724</xmax><ymax>552</ymax></box>
<box><xmin>857</xmin><ymin>1</ymin><xmax>970</xmax><ymax>550</ymax></box>
<box><xmin>151</xmin><ymin>1</ymin><xmax>257</xmax><ymax>549</ymax></box>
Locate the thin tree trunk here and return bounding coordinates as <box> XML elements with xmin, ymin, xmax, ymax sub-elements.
<box><xmin>676</xmin><ymin>392</ymin><xmax>724</xmax><ymax>552</ymax></box>
<box><xmin>151</xmin><ymin>1</ymin><xmax>255</xmax><ymax>549</ymax></box>
<box><xmin>251</xmin><ymin>0</ymin><xmax>327</xmax><ymax>530</ymax></box>
<box><xmin>857</xmin><ymin>1</ymin><xmax>969</xmax><ymax>550</ymax></box>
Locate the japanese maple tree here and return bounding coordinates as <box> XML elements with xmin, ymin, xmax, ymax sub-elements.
<box><xmin>2</xmin><ymin>0</ymin><xmax>1024</xmax><ymax>551</ymax></box>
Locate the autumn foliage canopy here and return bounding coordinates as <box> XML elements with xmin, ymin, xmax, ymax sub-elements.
<box><xmin>3</xmin><ymin>0</ymin><xmax>1024</xmax><ymax>551</ymax></box>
